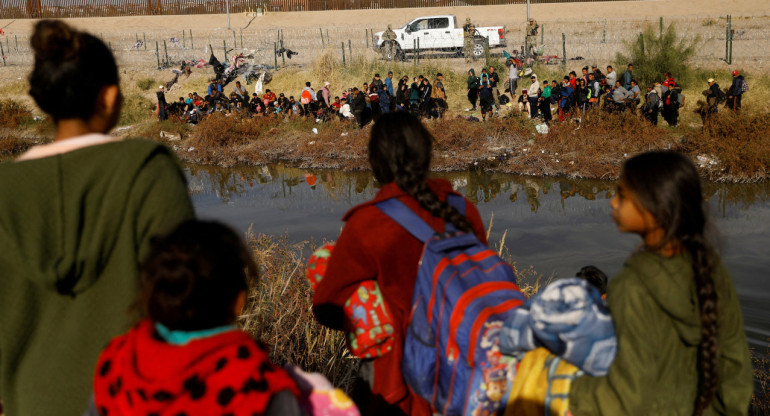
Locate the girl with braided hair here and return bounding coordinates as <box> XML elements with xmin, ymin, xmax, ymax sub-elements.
<box><xmin>313</xmin><ymin>111</ymin><xmax>488</xmax><ymax>416</ymax></box>
<box><xmin>568</xmin><ymin>151</ymin><xmax>753</xmax><ymax>415</ymax></box>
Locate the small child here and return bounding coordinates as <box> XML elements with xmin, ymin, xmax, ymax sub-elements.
<box><xmin>92</xmin><ymin>221</ymin><xmax>303</xmax><ymax>415</ymax></box>
<box><xmin>479</xmin><ymin>84</ymin><xmax>494</xmax><ymax>121</ymax></box>
<box><xmin>568</xmin><ymin>151</ymin><xmax>753</xmax><ymax>415</ymax></box>
<box><xmin>575</xmin><ymin>265</ymin><xmax>608</xmax><ymax>297</ymax></box>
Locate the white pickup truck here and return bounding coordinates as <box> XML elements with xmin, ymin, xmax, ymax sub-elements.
<box><xmin>373</xmin><ymin>15</ymin><xmax>507</xmax><ymax>60</ymax></box>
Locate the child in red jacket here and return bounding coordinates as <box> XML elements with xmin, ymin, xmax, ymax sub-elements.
<box><xmin>312</xmin><ymin>112</ymin><xmax>489</xmax><ymax>416</ymax></box>
<box><xmin>92</xmin><ymin>221</ymin><xmax>303</xmax><ymax>416</ymax></box>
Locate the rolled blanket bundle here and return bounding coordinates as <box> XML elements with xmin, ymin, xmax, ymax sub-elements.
<box><xmin>499</xmin><ymin>278</ymin><xmax>616</xmax><ymax>376</ymax></box>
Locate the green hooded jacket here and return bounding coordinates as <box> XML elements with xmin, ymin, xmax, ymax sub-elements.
<box><xmin>0</xmin><ymin>139</ymin><xmax>194</xmax><ymax>416</ymax></box>
<box><xmin>569</xmin><ymin>251</ymin><xmax>753</xmax><ymax>416</ymax></box>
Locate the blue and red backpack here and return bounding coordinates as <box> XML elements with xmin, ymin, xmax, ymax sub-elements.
<box><xmin>377</xmin><ymin>195</ymin><xmax>526</xmax><ymax>416</ymax></box>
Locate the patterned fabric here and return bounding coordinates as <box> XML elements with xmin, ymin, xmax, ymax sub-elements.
<box><xmin>286</xmin><ymin>366</ymin><xmax>360</xmax><ymax>416</ymax></box>
<box><xmin>94</xmin><ymin>319</ymin><xmax>299</xmax><ymax>416</ymax></box>
<box><xmin>499</xmin><ymin>278</ymin><xmax>616</xmax><ymax>376</ymax></box>
<box><xmin>503</xmin><ymin>348</ymin><xmax>581</xmax><ymax>416</ymax></box>
<box><xmin>307</xmin><ymin>244</ymin><xmax>395</xmax><ymax>359</ymax></box>
<box><xmin>342</xmin><ymin>281</ymin><xmax>395</xmax><ymax>358</ymax></box>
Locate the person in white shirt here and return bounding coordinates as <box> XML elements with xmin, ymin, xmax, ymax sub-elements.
<box><xmin>605</xmin><ymin>65</ymin><xmax>617</xmax><ymax>89</ymax></box>
<box><xmin>527</xmin><ymin>74</ymin><xmax>540</xmax><ymax>118</ymax></box>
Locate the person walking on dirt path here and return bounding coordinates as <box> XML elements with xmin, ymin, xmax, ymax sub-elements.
<box><xmin>463</xmin><ymin>17</ymin><xmax>476</xmax><ymax>63</ymax></box>
<box><xmin>525</xmin><ymin>18</ymin><xmax>539</xmax><ymax>58</ymax></box>
<box><xmin>730</xmin><ymin>70</ymin><xmax>746</xmax><ymax>113</ymax></box>
<box><xmin>382</xmin><ymin>24</ymin><xmax>397</xmax><ymax>61</ymax></box>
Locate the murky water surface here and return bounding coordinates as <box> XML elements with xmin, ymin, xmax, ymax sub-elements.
<box><xmin>188</xmin><ymin>164</ymin><xmax>770</xmax><ymax>353</ymax></box>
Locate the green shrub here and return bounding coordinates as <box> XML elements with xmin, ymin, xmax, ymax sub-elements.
<box><xmin>136</xmin><ymin>78</ymin><xmax>157</xmax><ymax>91</ymax></box>
<box><xmin>615</xmin><ymin>22</ymin><xmax>700</xmax><ymax>86</ymax></box>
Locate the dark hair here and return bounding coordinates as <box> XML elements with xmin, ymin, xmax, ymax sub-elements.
<box><xmin>29</xmin><ymin>20</ymin><xmax>119</xmax><ymax>121</ymax></box>
<box><xmin>369</xmin><ymin>112</ymin><xmax>472</xmax><ymax>233</ymax></box>
<box><xmin>137</xmin><ymin>220</ymin><xmax>257</xmax><ymax>331</ymax></box>
<box><xmin>305</xmin><ymin>81</ymin><xmax>311</xmax><ymax>87</ymax></box>
<box><xmin>576</xmin><ymin>265</ymin><xmax>607</xmax><ymax>295</ymax></box>
<box><xmin>621</xmin><ymin>151</ymin><xmax>718</xmax><ymax>415</ymax></box>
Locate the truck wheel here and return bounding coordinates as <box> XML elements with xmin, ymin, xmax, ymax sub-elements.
<box><xmin>473</xmin><ymin>39</ymin><xmax>486</xmax><ymax>58</ymax></box>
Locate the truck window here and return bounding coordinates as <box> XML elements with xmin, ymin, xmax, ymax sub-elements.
<box><xmin>429</xmin><ymin>18</ymin><xmax>449</xmax><ymax>29</ymax></box>
<box><xmin>410</xmin><ymin>19</ymin><xmax>428</xmax><ymax>31</ymax></box>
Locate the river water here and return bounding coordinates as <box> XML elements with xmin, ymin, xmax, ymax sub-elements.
<box><xmin>188</xmin><ymin>164</ymin><xmax>770</xmax><ymax>355</ymax></box>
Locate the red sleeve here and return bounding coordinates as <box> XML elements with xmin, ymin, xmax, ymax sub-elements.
<box><xmin>312</xmin><ymin>217</ymin><xmax>376</xmax><ymax>330</ymax></box>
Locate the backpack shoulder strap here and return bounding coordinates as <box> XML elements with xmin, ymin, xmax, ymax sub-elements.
<box><xmin>448</xmin><ymin>194</ymin><xmax>466</xmax><ymax>216</ymax></box>
<box><xmin>376</xmin><ymin>199</ymin><xmax>436</xmax><ymax>243</ymax></box>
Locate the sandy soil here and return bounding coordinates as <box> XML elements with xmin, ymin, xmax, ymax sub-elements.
<box><xmin>1</xmin><ymin>0</ymin><xmax>767</xmax><ymax>32</ymax></box>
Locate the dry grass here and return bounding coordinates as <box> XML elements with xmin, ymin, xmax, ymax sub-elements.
<box><xmin>239</xmin><ymin>232</ymin><xmax>357</xmax><ymax>391</ymax></box>
<box><xmin>751</xmin><ymin>340</ymin><xmax>770</xmax><ymax>415</ymax></box>
<box><xmin>0</xmin><ymin>99</ymin><xmax>33</xmax><ymax>129</ymax></box>
<box><xmin>677</xmin><ymin>112</ymin><xmax>770</xmax><ymax>182</ymax></box>
<box><xmin>237</xmin><ymin>228</ymin><xmax>549</xmax><ymax>393</ymax></box>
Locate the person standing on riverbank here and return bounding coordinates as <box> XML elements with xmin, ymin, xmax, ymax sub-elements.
<box><xmin>568</xmin><ymin>151</ymin><xmax>752</xmax><ymax>415</ymax></box>
<box><xmin>0</xmin><ymin>20</ymin><xmax>194</xmax><ymax>416</ymax></box>
<box><xmin>313</xmin><ymin>112</ymin><xmax>488</xmax><ymax>416</ymax></box>
<box><xmin>730</xmin><ymin>70</ymin><xmax>746</xmax><ymax>113</ymax></box>
<box><xmin>463</xmin><ymin>17</ymin><xmax>476</xmax><ymax>63</ymax></box>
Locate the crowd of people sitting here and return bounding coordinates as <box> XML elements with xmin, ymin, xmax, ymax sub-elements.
<box><xmin>158</xmin><ymin>57</ymin><xmax>747</xmax><ymax>130</ymax></box>
<box><xmin>159</xmin><ymin>71</ymin><xmax>449</xmax><ymax>128</ymax></box>
<box><xmin>469</xmin><ymin>60</ymin><xmax>688</xmax><ymax>126</ymax></box>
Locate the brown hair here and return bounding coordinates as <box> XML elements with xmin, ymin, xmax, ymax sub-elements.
<box><xmin>621</xmin><ymin>151</ymin><xmax>718</xmax><ymax>415</ymax></box>
<box><xmin>29</xmin><ymin>20</ymin><xmax>119</xmax><ymax>121</ymax></box>
<box><xmin>369</xmin><ymin>111</ymin><xmax>471</xmax><ymax>232</ymax></box>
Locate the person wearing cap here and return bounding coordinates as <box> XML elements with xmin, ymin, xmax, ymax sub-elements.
<box><xmin>706</xmin><ymin>78</ymin><xmax>722</xmax><ymax>115</ymax></box>
<box><xmin>463</xmin><ymin>17</ymin><xmax>476</xmax><ymax>63</ymax></box>
<box><xmin>527</xmin><ymin>74</ymin><xmax>540</xmax><ymax>118</ymax></box>
<box><xmin>729</xmin><ymin>70</ymin><xmax>746</xmax><ymax>112</ymax></box>
<box><xmin>319</xmin><ymin>81</ymin><xmax>331</xmax><ymax>108</ymax></box>
<box><xmin>371</xmin><ymin>73</ymin><xmax>384</xmax><ymax>90</ymax></box>
<box><xmin>156</xmin><ymin>85</ymin><xmax>168</xmax><ymax>121</ymax></box>
<box><xmin>382</xmin><ymin>24</ymin><xmax>397</xmax><ymax>61</ymax></box>
<box><xmin>525</xmin><ymin>18</ymin><xmax>539</xmax><ymax>57</ymax></box>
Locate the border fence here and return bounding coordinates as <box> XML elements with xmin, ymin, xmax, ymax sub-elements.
<box><xmin>6</xmin><ymin>0</ymin><xmax>630</xmax><ymax>19</ymax></box>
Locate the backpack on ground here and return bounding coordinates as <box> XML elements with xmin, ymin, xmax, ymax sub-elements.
<box><xmin>376</xmin><ymin>195</ymin><xmax>525</xmax><ymax>416</ymax></box>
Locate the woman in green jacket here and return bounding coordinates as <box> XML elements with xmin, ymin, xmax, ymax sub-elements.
<box><xmin>568</xmin><ymin>151</ymin><xmax>753</xmax><ymax>415</ymax></box>
<box><xmin>0</xmin><ymin>20</ymin><xmax>194</xmax><ymax>416</ymax></box>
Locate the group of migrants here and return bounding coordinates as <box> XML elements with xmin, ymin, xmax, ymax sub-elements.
<box><xmin>1</xmin><ymin>20</ymin><xmax>756</xmax><ymax>416</ymax></box>
<box><xmin>467</xmin><ymin>60</ymin><xmax>747</xmax><ymax>125</ymax></box>
<box><xmin>156</xmin><ymin>71</ymin><xmax>449</xmax><ymax>127</ymax></box>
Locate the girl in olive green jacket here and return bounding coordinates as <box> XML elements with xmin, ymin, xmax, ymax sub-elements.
<box><xmin>568</xmin><ymin>151</ymin><xmax>753</xmax><ymax>416</ymax></box>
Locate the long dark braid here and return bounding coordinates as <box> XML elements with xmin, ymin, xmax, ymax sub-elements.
<box><xmin>369</xmin><ymin>111</ymin><xmax>472</xmax><ymax>233</ymax></box>
<box><xmin>622</xmin><ymin>151</ymin><xmax>718</xmax><ymax>415</ymax></box>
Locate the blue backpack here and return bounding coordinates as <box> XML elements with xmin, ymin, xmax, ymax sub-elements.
<box><xmin>377</xmin><ymin>195</ymin><xmax>525</xmax><ymax>416</ymax></box>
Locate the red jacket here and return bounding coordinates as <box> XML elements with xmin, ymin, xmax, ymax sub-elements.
<box><xmin>313</xmin><ymin>179</ymin><xmax>487</xmax><ymax>416</ymax></box>
<box><xmin>94</xmin><ymin>320</ymin><xmax>299</xmax><ymax>416</ymax></box>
